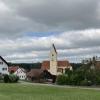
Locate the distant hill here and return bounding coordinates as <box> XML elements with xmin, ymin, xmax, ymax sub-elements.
<box><xmin>70</xmin><ymin>63</ymin><xmax>82</xmax><ymax>70</ymax></box>
<box><xmin>8</xmin><ymin>62</ymin><xmax>42</xmax><ymax>71</ymax></box>
<box><xmin>8</xmin><ymin>62</ymin><xmax>82</xmax><ymax>71</ymax></box>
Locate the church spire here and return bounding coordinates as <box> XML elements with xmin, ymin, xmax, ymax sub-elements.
<box><xmin>50</xmin><ymin>44</ymin><xmax>57</xmax><ymax>75</ymax></box>
<box><xmin>52</xmin><ymin>44</ymin><xmax>57</xmax><ymax>54</ymax></box>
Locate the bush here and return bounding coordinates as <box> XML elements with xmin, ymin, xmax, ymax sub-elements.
<box><xmin>56</xmin><ymin>74</ymin><xmax>69</xmax><ymax>85</ymax></box>
<box><xmin>95</xmin><ymin>76</ymin><xmax>100</xmax><ymax>85</ymax></box>
<box><xmin>4</xmin><ymin>74</ymin><xmax>9</xmax><ymax>83</ymax></box>
<box><xmin>9</xmin><ymin>74</ymin><xmax>19</xmax><ymax>83</ymax></box>
<box><xmin>0</xmin><ymin>74</ymin><xmax>4</xmax><ymax>81</ymax></box>
<box><xmin>69</xmin><ymin>74</ymin><xmax>78</xmax><ymax>85</ymax></box>
<box><xmin>56</xmin><ymin>65</ymin><xmax>100</xmax><ymax>86</ymax></box>
<box><xmin>80</xmin><ymin>80</ymin><xmax>92</xmax><ymax>86</ymax></box>
<box><xmin>4</xmin><ymin>74</ymin><xmax>19</xmax><ymax>83</ymax></box>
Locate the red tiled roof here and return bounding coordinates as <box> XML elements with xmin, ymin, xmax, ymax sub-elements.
<box><xmin>8</xmin><ymin>66</ymin><xmax>19</xmax><ymax>73</ymax></box>
<box><xmin>27</xmin><ymin>69</ymin><xmax>43</xmax><ymax>77</ymax></box>
<box><xmin>57</xmin><ymin>61</ymin><xmax>70</xmax><ymax>67</ymax></box>
<box><xmin>41</xmin><ymin>61</ymin><xmax>50</xmax><ymax>70</ymax></box>
<box><xmin>41</xmin><ymin>60</ymin><xmax>70</xmax><ymax>70</ymax></box>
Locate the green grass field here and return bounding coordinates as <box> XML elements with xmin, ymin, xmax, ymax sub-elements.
<box><xmin>0</xmin><ymin>83</ymin><xmax>100</xmax><ymax>100</ymax></box>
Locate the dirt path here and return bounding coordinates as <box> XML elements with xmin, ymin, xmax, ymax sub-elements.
<box><xmin>20</xmin><ymin>81</ymin><xmax>100</xmax><ymax>91</ymax></box>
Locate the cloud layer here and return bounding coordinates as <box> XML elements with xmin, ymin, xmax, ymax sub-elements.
<box><xmin>0</xmin><ymin>0</ymin><xmax>100</xmax><ymax>63</ymax></box>
<box><xmin>0</xmin><ymin>29</ymin><xmax>100</xmax><ymax>63</ymax></box>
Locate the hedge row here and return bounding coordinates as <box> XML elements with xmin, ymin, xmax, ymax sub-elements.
<box><xmin>56</xmin><ymin>69</ymin><xmax>100</xmax><ymax>86</ymax></box>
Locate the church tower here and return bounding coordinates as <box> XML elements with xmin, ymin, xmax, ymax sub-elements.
<box><xmin>50</xmin><ymin>44</ymin><xmax>57</xmax><ymax>75</ymax></box>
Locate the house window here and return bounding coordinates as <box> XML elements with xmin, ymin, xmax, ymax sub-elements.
<box><xmin>2</xmin><ymin>68</ymin><xmax>7</xmax><ymax>71</ymax></box>
<box><xmin>0</xmin><ymin>62</ymin><xmax>3</xmax><ymax>64</ymax></box>
<box><xmin>57</xmin><ymin>68</ymin><xmax>63</xmax><ymax>73</ymax></box>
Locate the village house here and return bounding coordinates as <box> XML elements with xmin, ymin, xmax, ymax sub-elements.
<box><xmin>14</xmin><ymin>68</ymin><xmax>26</xmax><ymax>80</ymax></box>
<box><xmin>41</xmin><ymin>44</ymin><xmax>72</xmax><ymax>75</ymax></box>
<box><xmin>0</xmin><ymin>56</ymin><xmax>9</xmax><ymax>75</ymax></box>
<box><xmin>83</xmin><ymin>56</ymin><xmax>100</xmax><ymax>70</ymax></box>
<box><xmin>90</xmin><ymin>57</ymin><xmax>100</xmax><ymax>69</ymax></box>
<box><xmin>8</xmin><ymin>66</ymin><xmax>26</xmax><ymax>80</ymax></box>
<box><xmin>26</xmin><ymin>69</ymin><xmax>43</xmax><ymax>82</ymax></box>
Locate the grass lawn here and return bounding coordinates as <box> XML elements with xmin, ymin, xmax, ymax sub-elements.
<box><xmin>0</xmin><ymin>83</ymin><xmax>100</xmax><ymax>100</ymax></box>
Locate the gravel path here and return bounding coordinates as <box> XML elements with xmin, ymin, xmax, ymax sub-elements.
<box><xmin>20</xmin><ymin>81</ymin><xmax>100</xmax><ymax>91</ymax></box>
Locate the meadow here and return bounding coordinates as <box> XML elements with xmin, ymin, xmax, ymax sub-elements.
<box><xmin>0</xmin><ymin>83</ymin><xmax>100</xmax><ymax>100</ymax></box>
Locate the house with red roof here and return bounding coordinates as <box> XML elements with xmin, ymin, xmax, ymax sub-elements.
<box><xmin>8</xmin><ymin>66</ymin><xmax>19</xmax><ymax>73</ymax></box>
<box><xmin>41</xmin><ymin>44</ymin><xmax>72</xmax><ymax>75</ymax></box>
<box><xmin>8</xmin><ymin>66</ymin><xmax>26</xmax><ymax>80</ymax></box>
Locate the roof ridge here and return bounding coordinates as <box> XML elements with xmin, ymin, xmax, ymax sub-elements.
<box><xmin>0</xmin><ymin>56</ymin><xmax>9</xmax><ymax>66</ymax></box>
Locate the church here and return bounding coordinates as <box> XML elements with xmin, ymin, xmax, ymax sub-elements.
<box><xmin>41</xmin><ymin>44</ymin><xmax>72</xmax><ymax>75</ymax></box>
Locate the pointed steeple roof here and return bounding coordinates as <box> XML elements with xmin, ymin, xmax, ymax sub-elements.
<box><xmin>52</xmin><ymin>44</ymin><xmax>57</xmax><ymax>54</ymax></box>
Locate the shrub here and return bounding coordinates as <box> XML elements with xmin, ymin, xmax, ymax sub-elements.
<box><xmin>9</xmin><ymin>74</ymin><xmax>19</xmax><ymax>83</ymax></box>
<box><xmin>80</xmin><ymin>80</ymin><xmax>92</xmax><ymax>86</ymax></box>
<box><xmin>69</xmin><ymin>74</ymin><xmax>78</xmax><ymax>85</ymax></box>
<box><xmin>56</xmin><ymin>74</ymin><xmax>69</xmax><ymax>85</ymax></box>
<box><xmin>4</xmin><ymin>74</ymin><xmax>9</xmax><ymax>83</ymax></box>
<box><xmin>0</xmin><ymin>74</ymin><xmax>3</xmax><ymax>81</ymax></box>
<box><xmin>94</xmin><ymin>71</ymin><xmax>100</xmax><ymax>85</ymax></box>
<box><xmin>15</xmin><ymin>76</ymin><xmax>19</xmax><ymax>82</ymax></box>
<box><xmin>4</xmin><ymin>74</ymin><xmax>19</xmax><ymax>83</ymax></box>
<box><xmin>57</xmin><ymin>64</ymin><xmax>100</xmax><ymax>86</ymax></box>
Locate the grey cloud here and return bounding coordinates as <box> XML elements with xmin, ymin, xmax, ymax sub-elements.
<box><xmin>1</xmin><ymin>0</ymin><xmax>100</xmax><ymax>34</ymax></box>
<box><xmin>0</xmin><ymin>0</ymin><xmax>100</xmax><ymax>63</ymax></box>
<box><xmin>0</xmin><ymin>29</ymin><xmax>100</xmax><ymax>63</ymax></box>
<box><xmin>19</xmin><ymin>0</ymin><xmax>100</xmax><ymax>30</ymax></box>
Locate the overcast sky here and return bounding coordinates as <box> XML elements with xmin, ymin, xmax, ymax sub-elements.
<box><xmin>0</xmin><ymin>0</ymin><xmax>100</xmax><ymax>63</ymax></box>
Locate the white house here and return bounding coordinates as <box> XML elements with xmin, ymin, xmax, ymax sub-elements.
<box><xmin>0</xmin><ymin>56</ymin><xmax>9</xmax><ymax>74</ymax></box>
<box><xmin>14</xmin><ymin>68</ymin><xmax>26</xmax><ymax>80</ymax></box>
